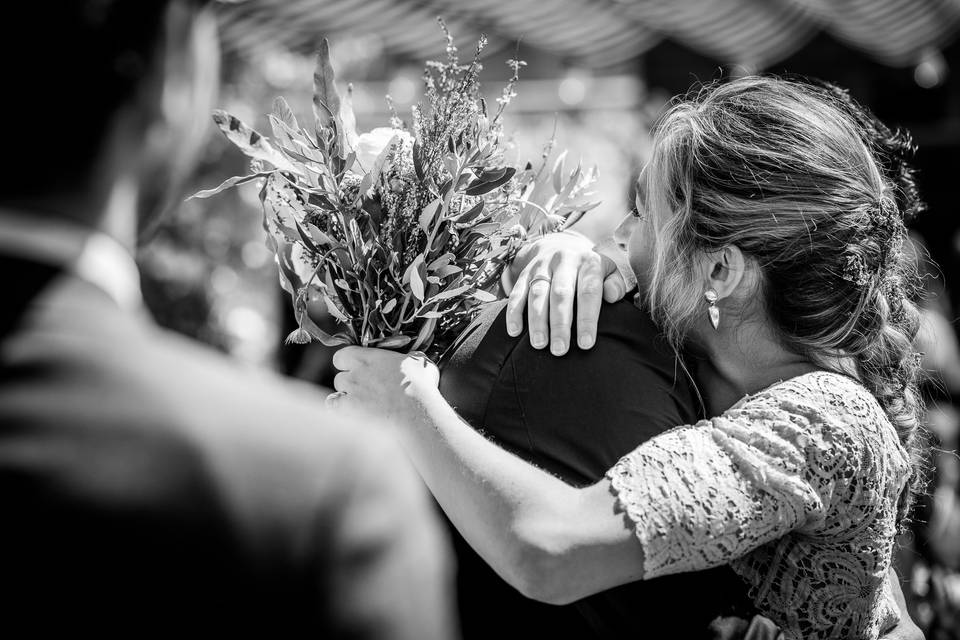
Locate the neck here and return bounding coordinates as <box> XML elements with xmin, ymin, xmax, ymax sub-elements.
<box><xmin>99</xmin><ymin>174</ymin><xmax>139</xmax><ymax>254</ymax></box>
<box><xmin>12</xmin><ymin>173</ymin><xmax>140</xmax><ymax>255</ymax></box>
<box><xmin>693</xmin><ymin>320</ymin><xmax>818</xmax><ymax>415</ymax></box>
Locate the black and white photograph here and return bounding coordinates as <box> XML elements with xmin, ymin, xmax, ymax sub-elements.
<box><xmin>2</xmin><ymin>1</ymin><xmax>959</xmax><ymax>638</ymax></box>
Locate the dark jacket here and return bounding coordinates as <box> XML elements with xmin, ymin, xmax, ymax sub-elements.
<box><xmin>0</xmin><ymin>254</ymin><xmax>456</xmax><ymax>639</ymax></box>
<box><xmin>439</xmin><ymin>298</ymin><xmax>754</xmax><ymax>639</ymax></box>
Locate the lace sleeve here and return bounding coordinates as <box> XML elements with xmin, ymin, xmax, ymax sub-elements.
<box><xmin>606</xmin><ymin>394</ymin><xmax>845</xmax><ymax>579</ymax></box>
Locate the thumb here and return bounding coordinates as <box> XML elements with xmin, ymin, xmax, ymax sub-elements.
<box><xmin>600</xmin><ymin>254</ymin><xmax>627</xmax><ymax>302</ymax></box>
<box><xmin>603</xmin><ymin>277</ymin><xmax>626</xmax><ymax>303</ymax></box>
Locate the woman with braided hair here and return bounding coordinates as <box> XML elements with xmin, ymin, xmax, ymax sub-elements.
<box><xmin>329</xmin><ymin>76</ymin><xmax>927</xmax><ymax>640</ymax></box>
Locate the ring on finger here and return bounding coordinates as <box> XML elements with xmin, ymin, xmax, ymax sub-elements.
<box><xmin>529</xmin><ymin>275</ymin><xmax>552</xmax><ymax>286</ymax></box>
<box><xmin>326</xmin><ymin>390</ymin><xmax>347</xmax><ymax>407</ymax></box>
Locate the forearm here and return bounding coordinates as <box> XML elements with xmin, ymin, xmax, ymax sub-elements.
<box><xmin>400</xmin><ymin>385</ymin><xmax>645</xmax><ymax>603</ymax></box>
<box><xmin>401</xmin><ymin>385</ymin><xmax>575</xmax><ymax>595</ymax></box>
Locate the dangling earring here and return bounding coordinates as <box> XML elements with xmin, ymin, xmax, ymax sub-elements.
<box><xmin>704</xmin><ymin>288</ymin><xmax>720</xmax><ymax>330</ymax></box>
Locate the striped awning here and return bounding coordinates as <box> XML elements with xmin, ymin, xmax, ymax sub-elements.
<box><xmin>216</xmin><ymin>0</ymin><xmax>960</xmax><ymax>70</ymax></box>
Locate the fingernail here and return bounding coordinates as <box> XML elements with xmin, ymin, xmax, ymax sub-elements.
<box><xmin>551</xmin><ymin>339</ymin><xmax>567</xmax><ymax>355</ymax></box>
<box><xmin>578</xmin><ymin>334</ymin><xmax>594</xmax><ymax>349</ymax></box>
<box><xmin>507</xmin><ymin>322</ymin><xmax>519</xmax><ymax>336</ymax></box>
<box><xmin>531</xmin><ymin>332</ymin><xmax>547</xmax><ymax>348</ymax></box>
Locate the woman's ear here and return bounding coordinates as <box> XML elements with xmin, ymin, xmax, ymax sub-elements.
<box><xmin>702</xmin><ymin>245</ymin><xmax>746</xmax><ymax>300</ymax></box>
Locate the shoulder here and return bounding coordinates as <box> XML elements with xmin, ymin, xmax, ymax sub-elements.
<box><xmin>500</xmin><ymin>299</ymin><xmax>694</xmax><ymax>414</ymax></box>
<box><xmin>472</xmin><ymin>299</ymin><xmax>698</xmax><ymax>480</ymax></box>
<box><xmin>715</xmin><ymin>371</ymin><xmax>910</xmax><ymax>501</ymax></box>
<box><xmin>441</xmin><ymin>298</ymin><xmax>696</xmax><ymax>428</ymax></box>
<box><xmin>729</xmin><ymin>371</ymin><xmax>896</xmax><ymax>445</ymax></box>
<box><xmin>498</xmin><ymin>298</ymin><xmax>685</xmax><ymax>388</ymax></box>
<box><xmin>4</xmin><ymin>302</ymin><xmax>425</xmax><ymax>537</ymax></box>
<box><xmin>145</xmin><ymin>326</ymin><xmax>424</xmax><ymax>507</ymax></box>
<box><xmin>445</xmin><ymin>298</ymin><xmax>674</xmax><ymax>371</ymax></box>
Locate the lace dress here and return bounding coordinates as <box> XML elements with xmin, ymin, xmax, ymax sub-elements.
<box><xmin>606</xmin><ymin>371</ymin><xmax>910</xmax><ymax>639</ymax></box>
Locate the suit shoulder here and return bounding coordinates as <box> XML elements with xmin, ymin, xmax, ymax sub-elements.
<box><xmin>6</xmin><ymin>311</ymin><xmax>410</xmax><ymax>513</ymax></box>
<box><xmin>502</xmin><ymin>299</ymin><xmax>677</xmax><ymax>381</ymax></box>
<box><xmin>143</xmin><ymin>325</ymin><xmax>402</xmax><ymax>466</ymax></box>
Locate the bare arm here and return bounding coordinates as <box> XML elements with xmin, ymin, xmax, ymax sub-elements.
<box><xmin>331</xmin><ymin>347</ymin><xmax>645</xmax><ymax>604</ymax></box>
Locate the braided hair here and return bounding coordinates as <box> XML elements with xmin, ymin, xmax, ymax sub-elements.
<box><xmin>642</xmin><ymin>76</ymin><xmax>926</xmax><ymax>525</ymax></box>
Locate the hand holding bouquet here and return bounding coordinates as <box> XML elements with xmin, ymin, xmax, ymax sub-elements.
<box><xmin>196</xmin><ymin>21</ymin><xmax>600</xmax><ymax>358</ymax></box>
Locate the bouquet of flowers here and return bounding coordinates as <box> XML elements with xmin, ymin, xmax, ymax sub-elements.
<box><xmin>195</xmin><ymin>21</ymin><xmax>599</xmax><ymax>358</ymax></box>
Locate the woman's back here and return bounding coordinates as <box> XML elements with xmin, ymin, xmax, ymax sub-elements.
<box><xmin>608</xmin><ymin>371</ymin><xmax>911</xmax><ymax>639</ymax></box>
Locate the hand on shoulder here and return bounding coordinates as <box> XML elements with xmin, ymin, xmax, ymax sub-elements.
<box><xmin>503</xmin><ymin>230</ymin><xmax>629</xmax><ymax>355</ymax></box>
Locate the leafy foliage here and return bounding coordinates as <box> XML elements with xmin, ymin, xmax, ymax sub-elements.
<box><xmin>195</xmin><ymin>22</ymin><xmax>599</xmax><ymax>358</ymax></box>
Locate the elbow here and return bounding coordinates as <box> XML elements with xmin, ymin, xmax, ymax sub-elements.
<box><xmin>510</xmin><ymin>546</ymin><xmax>580</xmax><ymax>605</ymax></box>
<box><xmin>500</xmin><ymin>520</ymin><xmax>584</xmax><ymax>606</ymax></box>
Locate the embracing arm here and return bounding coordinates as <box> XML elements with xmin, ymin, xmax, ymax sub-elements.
<box><xmin>331</xmin><ymin>348</ymin><xmax>645</xmax><ymax>605</ymax></box>
<box><xmin>330</xmin><ymin>349</ymin><xmax>833</xmax><ymax>605</ymax></box>
<box><xmin>332</xmin><ymin>355</ymin><xmax>887</xmax><ymax>615</ymax></box>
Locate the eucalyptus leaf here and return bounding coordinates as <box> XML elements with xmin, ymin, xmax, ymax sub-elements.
<box><xmin>556</xmin><ymin>164</ymin><xmax>581</xmax><ymax>204</ymax></box>
<box><xmin>269</xmin><ymin>98</ymin><xmax>301</xmax><ymax>150</ymax></box>
<box><xmin>469</xmin><ymin>222</ymin><xmax>501</xmax><ymax>235</ymax></box>
<box><xmin>401</xmin><ymin>254</ymin><xmax>421</xmax><ymax>285</ymax></box>
<box><xmin>381</xmin><ymin>298</ymin><xmax>398</xmax><ymax>314</ymax></box>
<box><xmin>424</xmin><ymin>284</ymin><xmax>471</xmax><ymax>304</ymax></box>
<box><xmin>410</xmin><ymin>316</ymin><xmax>438</xmax><ymax>352</ymax></box>
<box><xmin>322</xmin><ymin>293</ymin><xmax>350</xmax><ymax>323</ymax></box>
<box><xmin>427</xmin><ymin>252</ymin><xmax>455</xmax><ymax>270</ymax></box>
<box><xmin>272</xmin><ymin>96</ymin><xmax>299</xmax><ymax>130</ymax></box>
<box><xmin>190</xmin><ymin>172</ymin><xmax>271</xmax><ymax>199</ymax></box>
<box><xmin>433</xmin><ymin>264</ymin><xmax>462</xmax><ymax>278</ymax></box>
<box><xmin>455</xmin><ymin>201</ymin><xmax>484</xmax><ymax>224</ymax></box>
<box><xmin>212</xmin><ymin>111</ymin><xmax>303</xmax><ymax>176</ymax></box>
<box><xmin>442</xmin><ymin>153</ymin><xmax>460</xmax><ymax>178</ymax></box>
<box><xmin>292</xmin><ymin>219</ymin><xmax>322</xmax><ymax>254</ymax></box>
<box><xmin>419</xmin><ymin>198</ymin><xmax>442</xmax><ymax>234</ymax></box>
<box><xmin>475</xmin><ymin>166</ymin><xmax>508</xmax><ymax>182</ymax></box>
<box><xmin>409</xmin><ymin>257</ymin><xmax>426</xmax><ymax>301</ymax></box>
<box><xmin>306</xmin><ymin>223</ymin><xmax>336</xmax><ymax>247</ymax></box>
<box><xmin>464</xmin><ymin>167</ymin><xmax>516</xmax><ymax>196</ymax></box>
<box><xmin>339</xmin><ymin>83</ymin><xmax>360</xmax><ymax>152</ymax></box>
<box><xmin>368</xmin><ymin>134</ymin><xmax>400</xmax><ymax>189</ymax></box>
<box><xmin>472</xmin><ymin>289</ymin><xmax>498</xmax><ymax>303</ymax></box>
<box><xmin>373</xmin><ymin>334</ymin><xmax>413</xmax><ymax>349</ymax></box>
<box><xmin>552</xmin><ymin>150</ymin><xmax>568</xmax><ymax>194</ymax></box>
<box><xmin>313</xmin><ymin>39</ymin><xmax>342</xmax><ymax>132</ymax></box>
<box><xmin>358</xmin><ymin>171</ymin><xmax>375</xmax><ymax>196</ymax></box>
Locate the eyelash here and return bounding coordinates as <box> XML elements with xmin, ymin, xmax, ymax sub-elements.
<box><xmin>631</xmin><ymin>208</ymin><xmax>647</xmax><ymax>221</ymax></box>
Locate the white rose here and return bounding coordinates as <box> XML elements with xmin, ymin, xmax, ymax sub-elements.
<box><xmin>351</xmin><ymin>127</ymin><xmax>413</xmax><ymax>174</ymax></box>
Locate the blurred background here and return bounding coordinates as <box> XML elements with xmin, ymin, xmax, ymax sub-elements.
<box><xmin>143</xmin><ymin>1</ymin><xmax>960</xmax><ymax>635</ymax></box>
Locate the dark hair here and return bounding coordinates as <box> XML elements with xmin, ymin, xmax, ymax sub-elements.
<box><xmin>0</xmin><ymin>1</ymin><xmax>206</xmax><ymax>198</ymax></box>
<box><xmin>643</xmin><ymin>76</ymin><xmax>926</xmax><ymax>525</ymax></box>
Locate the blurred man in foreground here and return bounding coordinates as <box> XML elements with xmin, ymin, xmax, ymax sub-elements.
<box><xmin>0</xmin><ymin>2</ymin><xmax>455</xmax><ymax>637</ymax></box>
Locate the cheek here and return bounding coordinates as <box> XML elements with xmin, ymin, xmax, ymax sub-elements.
<box><xmin>627</xmin><ymin>223</ymin><xmax>655</xmax><ymax>290</ymax></box>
